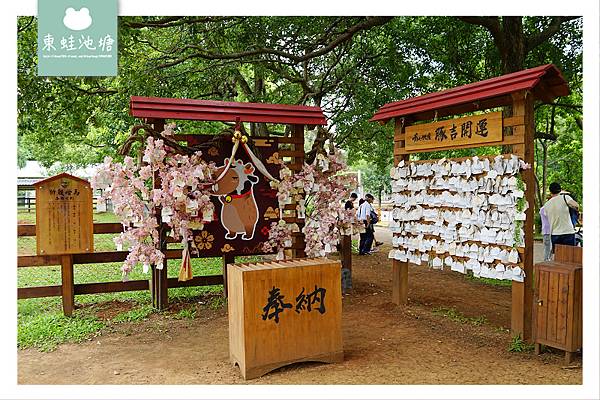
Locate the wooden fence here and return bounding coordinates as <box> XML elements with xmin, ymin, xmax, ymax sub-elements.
<box><xmin>17</xmin><ymin>223</ymin><xmax>353</xmax><ymax>316</ymax></box>
<box><xmin>17</xmin><ymin>222</ymin><xmax>225</xmax><ymax>316</ymax></box>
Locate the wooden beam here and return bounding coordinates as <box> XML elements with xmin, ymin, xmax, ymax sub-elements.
<box><xmin>510</xmin><ymin>90</ymin><xmax>535</xmax><ymax>342</ymax></box>
<box><xmin>167</xmin><ymin>275</ymin><xmax>224</xmax><ymax>288</ymax></box>
<box><xmin>18</xmin><ymin>222</ymin><xmax>124</xmax><ymax>237</ymax></box>
<box><xmin>74</xmin><ymin>280</ymin><xmax>149</xmax><ymax>295</ymax></box>
<box><xmin>61</xmin><ymin>255</ymin><xmax>75</xmax><ymax>316</ymax></box>
<box><xmin>276</xmin><ymin>136</ymin><xmax>304</xmax><ymax>144</ymax></box>
<box><xmin>149</xmin><ymin>118</ymin><xmax>169</xmax><ymax>311</ymax></box>
<box><xmin>503</xmin><ymin>115</ymin><xmax>526</xmax><ymax>127</ymax></box>
<box><xmin>18</xmin><ymin>285</ymin><xmax>62</xmax><ymax>299</ymax></box>
<box><xmin>222</xmin><ymin>254</ymin><xmax>235</xmax><ymax>297</ymax></box>
<box><xmin>289</xmin><ymin>124</ymin><xmax>306</xmax><ymax>259</ymax></box>
<box><xmin>341</xmin><ymin>235</ymin><xmax>352</xmax><ymax>271</ymax></box>
<box><xmin>18</xmin><ymin>254</ymin><xmax>63</xmax><ymax>267</ymax></box>
<box><xmin>73</xmin><ymin>251</ymin><xmax>129</xmax><ymax>264</ymax></box>
<box><xmin>392</xmin><ymin>117</ymin><xmax>410</xmax><ymax>305</ymax></box>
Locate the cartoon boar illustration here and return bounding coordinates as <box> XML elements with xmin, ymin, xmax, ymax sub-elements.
<box><xmin>211</xmin><ymin>159</ymin><xmax>260</xmax><ymax>240</ymax></box>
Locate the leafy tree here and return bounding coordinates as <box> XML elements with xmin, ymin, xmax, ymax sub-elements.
<box><xmin>353</xmin><ymin>159</ymin><xmax>392</xmax><ymax>206</ymax></box>
<box><xmin>17</xmin><ymin>15</ymin><xmax>582</xmax><ymax>210</ymax></box>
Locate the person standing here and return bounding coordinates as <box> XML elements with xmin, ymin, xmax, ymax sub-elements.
<box><xmin>543</xmin><ymin>182</ymin><xmax>580</xmax><ymax>251</ymax></box>
<box><xmin>345</xmin><ymin>192</ymin><xmax>358</xmax><ymax>210</ymax></box>
<box><xmin>540</xmin><ymin>205</ymin><xmax>552</xmax><ymax>261</ymax></box>
<box><xmin>357</xmin><ymin>193</ymin><xmax>376</xmax><ymax>255</ymax></box>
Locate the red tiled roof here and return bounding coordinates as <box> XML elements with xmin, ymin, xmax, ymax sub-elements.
<box><xmin>130</xmin><ymin>96</ymin><xmax>327</xmax><ymax>125</ymax></box>
<box><xmin>371</xmin><ymin>64</ymin><xmax>569</xmax><ymax>123</ymax></box>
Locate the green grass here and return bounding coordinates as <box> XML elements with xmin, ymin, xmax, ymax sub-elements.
<box><xmin>112</xmin><ymin>305</ymin><xmax>155</xmax><ymax>323</ymax></box>
<box><xmin>172</xmin><ymin>307</ymin><xmax>197</xmax><ymax>320</ymax></box>
<box><xmin>207</xmin><ymin>296</ymin><xmax>227</xmax><ymax>310</ymax></box>
<box><xmin>432</xmin><ymin>307</ymin><xmax>488</xmax><ymax>326</ymax></box>
<box><xmin>18</xmin><ymin>312</ymin><xmax>105</xmax><ymax>352</ymax></box>
<box><xmin>18</xmin><ymin>228</ymin><xmax>263</xmax><ymax>351</ymax></box>
<box><xmin>351</xmin><ymin>239</ymin><xmax>359</xmax><ymax>253</ymax></box>
<box><xmin>17</xmin><ymin>210</ymin><xmax>266</xmax><ymax>351</ymax></box>
<box><xmin>463</xmin><ymin>272</ymin><xmax>513</xmax><ymax>287</ymax></box>
<box><xmin>17</xmin><ymin>256</ymin><xmax>226</xmax><ymax>351</ymax></box>
<box><xmin>507</xmin><ymin>334</ymin><xmax>535</xmax><ymax>353</ymax></box>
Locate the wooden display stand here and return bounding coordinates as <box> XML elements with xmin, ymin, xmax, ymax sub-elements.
<box><xmin>533</xmin><ymin>245</ymin><xmax>582</xmax><ymax>364</ymax></box>
<box><xmin>370</xmin><ymin>64</ymin><xmax>570</xmax><ymax>340</ymax></box>
<box><xmin>129</xmin><ymin>97</ymin><xmax>324</xmax><ymax>309</ymax></box>
<box><xmin>227</xmin><ymin>258</ymin><xmax>343</xmax><ymax>379</ymax></box>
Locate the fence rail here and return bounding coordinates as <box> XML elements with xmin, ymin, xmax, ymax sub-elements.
<box><xmin>18</xmin><ymin>222</ymin><xmax>352</xmax><ymax>316</ymax></box>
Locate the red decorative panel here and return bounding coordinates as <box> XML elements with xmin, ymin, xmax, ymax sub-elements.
<box><xmin>184</xmin><ymin>135</ymin><xmax>284</xmax><ymax>257</ymax></box>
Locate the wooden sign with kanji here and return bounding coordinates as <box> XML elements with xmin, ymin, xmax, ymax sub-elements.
<box><xmin>35</xmin><ymin>173</ymin><xmax>94</xmax><ymax>255</ymax></box>
<box><xmin>404</xmin><ymin>111</ymin><xmax>503</xmax><ymax>152</ymax></box>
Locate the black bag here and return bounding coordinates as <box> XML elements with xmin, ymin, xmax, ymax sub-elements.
<box><xmin>563</xmin><ymin>194</ymin><xmax>579</xmax><ymax>227</ymax></box>
<box><xmin>369</xmin><ymin>209</ymin><xmax>379</xmax><ymax>225</ymax></box>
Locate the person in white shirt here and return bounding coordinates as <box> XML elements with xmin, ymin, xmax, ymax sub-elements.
<box><xmin>357</xmin><ymin>194</ymin><xmax>375</xmax><ymax>255</ymax></box>
<box><xmin>543</xmin><ymin>182</ymin><xmax>579</xmax><ymax>252</ymax></box>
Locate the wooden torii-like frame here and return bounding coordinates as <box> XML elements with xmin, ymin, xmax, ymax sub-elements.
<box><xmin>370</xmin><ymin>64</ymin><xmax>569</xmax><ymax>340</ymax></box>
<box><xmin>129</xmin><ymin>96</ymin><xmax>328</xmax><ymax>309</ymax></box>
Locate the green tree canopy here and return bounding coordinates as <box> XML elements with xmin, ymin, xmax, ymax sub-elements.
<box><xmin>18</xmin><ymin>16</ymin><xmax>582</xmax><ymax>204</ymax></box>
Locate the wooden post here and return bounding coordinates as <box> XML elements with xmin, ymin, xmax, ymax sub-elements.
<box><xmin>510</xmin><ymin>91</ymin><xmax>535</xmax><ymax>341</ymax></box>
<box><xmin>341</xmin><ymin>235</ymin><xmax>352</xmax><ymax>271</ymax></box>
<box><xmin>392</xmin><ymin>117</ymin><xmax>410</xmax><ymax>305</ymax></box>
<box><xmin>291</xmin><ymin>124</ymin><xmax>306</xmax><ymax>258</ymax></box>
<box><xmin>222</xmin><ymin>253</ymin><xmax>235</xmax><ymax>298</ymax></box>
<box><xmin>149</xmin><ymin>118</ymin><xmax>169</xmax><ymax>310</ymax></box>
<box><xmin>341</xmin><ymin>234</ymin><xmax>352</xmax><ymax>293</ymax></box>
<box><xmin>61</xmin><ymin>255</ymin><xmax>75</xmax><ymax>316</ymax></box>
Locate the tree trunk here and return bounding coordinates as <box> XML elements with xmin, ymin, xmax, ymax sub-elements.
<box><xmin>541</xmin><ymin>140</ymin><xmax>548</xmax><ymax>202</ymax></box>
<box><xmin>500</xmin><ymin>17</ymin><xmax>526</xmax><ymax>74</ymax></box>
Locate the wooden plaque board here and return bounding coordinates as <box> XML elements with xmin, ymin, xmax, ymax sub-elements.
<box><xmin>404</xmin><ymin>111</ymin><xmax>503</xmax><ymax>152</ymax></box>
<box><xmin>35</xmin><ymin>173</ymin><xmax>94</xmax><ymax>255</ymax></box>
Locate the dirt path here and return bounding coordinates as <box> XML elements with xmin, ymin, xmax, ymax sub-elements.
<box><xmin>18</xmin><ymin>229</ymin><xmax>581</xmax><ymax>384</ymax></box>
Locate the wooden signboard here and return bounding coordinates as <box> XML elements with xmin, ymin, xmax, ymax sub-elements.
<box><xmin>404</xmin><ymin>111</ymin><xmax>503</xmax><ymax>152</ymax></box>
<box><xmin>227</xmin><ymin>258</ymin><xmax>343</xmax><ymax>379</ymax></box>
<box><xmin>35</xmin><ymin>173</ymin><xmax>94</xmax><ymax>255</ymax></box>
<box><xmin>184</xmin><ymin>134</ymin><xmax>283</xmax><ymax>257</ymax></box>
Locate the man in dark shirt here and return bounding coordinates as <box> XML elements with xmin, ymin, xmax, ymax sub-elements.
<box><xmin>345</xmin><ymin>192</ymin><xmax>358</xmax><ymax>210</ymax></box>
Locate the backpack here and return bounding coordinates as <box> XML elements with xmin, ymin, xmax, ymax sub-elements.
<box><xmin>370</xmin><ymin>210</ymin><xmax>379</xmax><ymax>225</ymax></box>
<box><xmin>563</xmin><ymin>194</ymin><xmax>579</xmax><ymax>228</ymax></box>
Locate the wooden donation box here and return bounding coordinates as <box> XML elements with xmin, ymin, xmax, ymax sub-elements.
<box><xmin>227</xmin><ymin>258</ymin><xmax>343</xmax><ymax>379</ymax></box>
<box><xmin>533</xmin><ymin>246</ymin><xmax>582</xmax><ymax>364</ymax></box>
<box><xmin>35</xmin><ymin>173</ymin><xmax>94</xmax><ymax>255</ymax></box>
